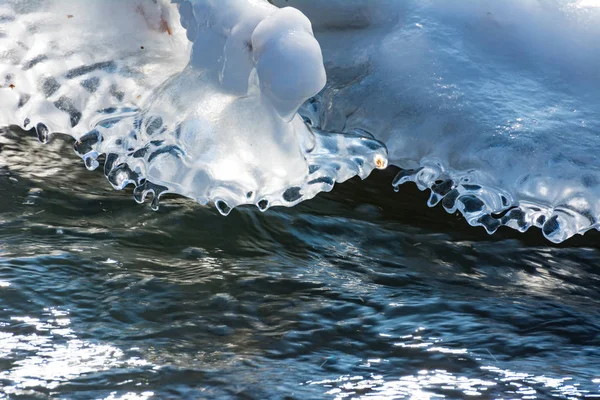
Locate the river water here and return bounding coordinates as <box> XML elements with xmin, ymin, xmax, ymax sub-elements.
<box><xmin>0</xmin><ymin>127</ymin><xmax>599</xmax><ymax>399</ymax></box>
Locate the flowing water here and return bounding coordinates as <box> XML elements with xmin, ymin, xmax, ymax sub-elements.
<box><xmin>1</xmin><ymin>127</ymin><xmax>599</xmax><ymax>399</ymax></box>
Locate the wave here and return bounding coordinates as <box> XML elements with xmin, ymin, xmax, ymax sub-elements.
<box><xmin>1</xmin><ymin>0</ymin><xmax>599</xmax><ymax>242</ymax></box>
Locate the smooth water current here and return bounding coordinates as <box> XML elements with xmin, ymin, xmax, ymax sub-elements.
<box><xmin>1</xmin><ymin>127</ymin><xmax>599</xmax><ymax>399</ymax></box>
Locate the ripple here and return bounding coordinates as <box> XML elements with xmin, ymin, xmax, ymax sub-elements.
<box><xmin>1</xmin><ymin>123</ymin><xmax>600</xmax><ymax>399</ymax></box>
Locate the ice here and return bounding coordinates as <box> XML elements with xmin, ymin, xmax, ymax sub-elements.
<box><xmin>0</xmin><ymin>0</ymin><xmax>386</xmax><ymax>214</ymax></box>
<box><xmin>2</xmin><ymin>0</ymin><xmax>599</xmax><ymax>242</ymax></box>
<box><xmin>279</xmin><ymin>0</ymin><xmax>600</xmax><ymax>242</ymax></box>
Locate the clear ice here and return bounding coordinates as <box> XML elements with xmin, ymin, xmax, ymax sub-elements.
<box><xmin>276</xmin><ymin>0</ymin><xmax>600</xmax><ymax>242</ymax></box>
<box><xmin>0</xmin><ymin>0</ymin><xmax>387</xmax><ymax>214</ymax></box>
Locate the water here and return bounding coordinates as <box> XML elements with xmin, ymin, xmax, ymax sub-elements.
<box><xmin>1</xmin><ymin>127</ymin><xmax>599</xmax><ymax>399</ymax></box>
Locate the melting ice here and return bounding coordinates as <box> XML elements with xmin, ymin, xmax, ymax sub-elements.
<box><xmin>1</xmin><ymin>0</ymin><xmax>599</xmax><ymax>242</ymax></box>
<box><xmin>0</xmin><ymin>0</ymin><xmax>386</xmax><ymax>214</ymax></box>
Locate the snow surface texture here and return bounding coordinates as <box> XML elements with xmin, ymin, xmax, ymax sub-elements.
<box><xmin>0</xmin><ymin>0</ymin><xmax>387</xmax><ymax>214</ymax></box>
<box><xmin>1</xmin><ymin>0</ymin><xmax>599</xmax><ymax>242</ymax></box>
<box><xmin>276</xmin><ymin>0</ymin><xmax>600</xmax><ymax>243</ymax></box>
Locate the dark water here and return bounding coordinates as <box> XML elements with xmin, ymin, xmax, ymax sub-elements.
<box><xmin>1</xmin><ymin>127</ymin><xmax>599</xmax><ymax>399</ymax></box>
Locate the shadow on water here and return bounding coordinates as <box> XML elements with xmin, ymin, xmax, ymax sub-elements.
<box><xmin>0</xmin><ymin>127</ymin><xmax>599</xmax><ymax>399</ymax></box>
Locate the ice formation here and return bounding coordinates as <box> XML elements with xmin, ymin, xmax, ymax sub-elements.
<box><xmin>276</xmin><ymin>0</ymin><xmax>600</xmax><ymax>242</ymax></box>
<box><xmin>1</xmin><ymin>0</ymin><xmax>600</xmax><ymax>242</ymax></box>
<box><xmin>0</xmin><ymin>0</ymin><xmax>387</xmax><ymax>213</ymax></box>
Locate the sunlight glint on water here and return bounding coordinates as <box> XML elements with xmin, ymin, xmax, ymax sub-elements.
<box><xmin>0</xmin><ymin>307</ymin><xmax>153</xmax><ymax>399</ymax></box>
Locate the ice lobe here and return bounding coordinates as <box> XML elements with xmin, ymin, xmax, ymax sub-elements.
<box><xmin>180</xmin><ymin>1</ymin><xmax>326</xmax><ymax>120</ymax></box>
<box><xmin>252</xmin><ymin>7</ymin><xmax>327</xmax><ymax>121</ymax></box>
<box><xmin>0</xmin><ymin>0</ymin><xmax>387</xmax><ymax>214</ymax></box>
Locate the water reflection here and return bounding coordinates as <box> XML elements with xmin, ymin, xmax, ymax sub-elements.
<box><xmin>0</xmin><ymin>307</ymin><xmax>151</xmax><ymax>399</ymax></box>
<box><xmin>310</xmin><ymin>354</ymin><xmax>597</xmax><ymax>399</ymax></box>
<box><xmin>309</xmin><ymin>324</ymin><xmax>599</xmax><ymax>398</ymax></box>
<box><xmin>310</xmin><ymin>372</ymin><xmax>496</xmax><ymax>399</ymax></box>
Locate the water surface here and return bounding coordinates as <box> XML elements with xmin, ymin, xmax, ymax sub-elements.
<box><xmin>1</xmin><ymin>128</ymin><xmax>599</xmax><ymax>399</ymax></box>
